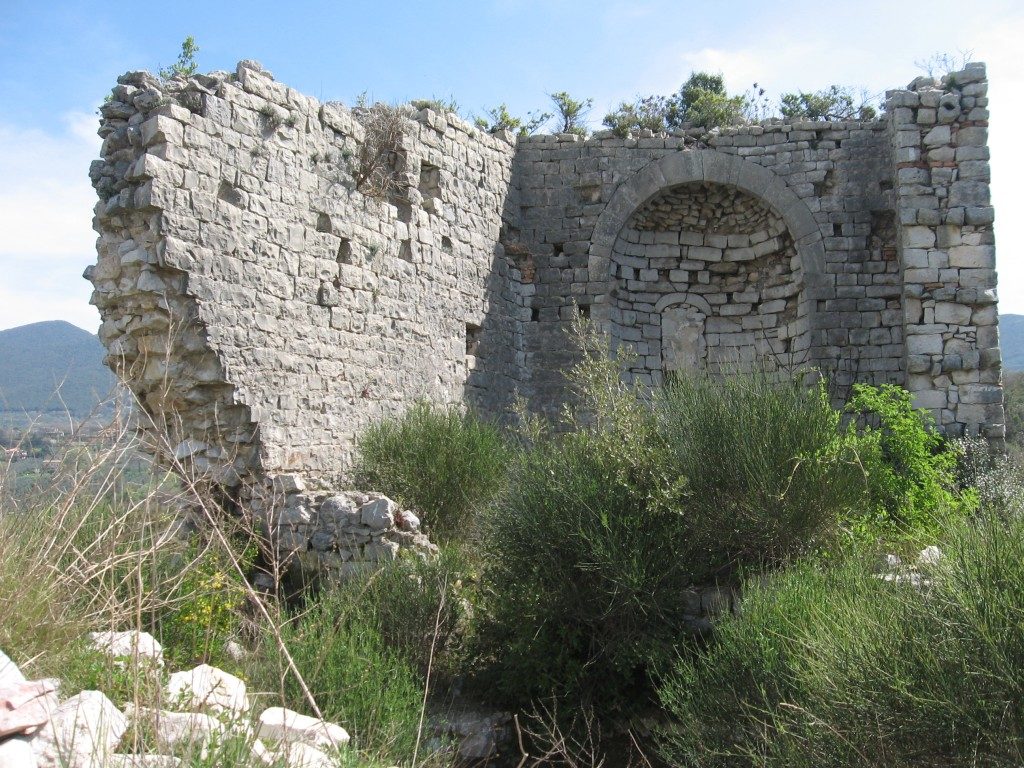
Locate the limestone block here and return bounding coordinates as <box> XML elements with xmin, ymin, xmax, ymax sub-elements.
<box><xmin>933</xmin><ymin>302</ymin><xmax>972</xmax><ymax>325</ymax></box>
<box><xmin>33</xmin><ymin>692</ymin><xmax>127</xmax><ymax>768</ymax></box>
<box><xmin>88</xmin><ymin>631</ymin><xmax>164</xmax><ymax>668</ymax></box>
<box><xmin>257</xmin><ymin>708</ymin><xmax>350</xmax><ymax>749</ymax></box>
<box><xmin>359</xmin><ymin>498</ymin><xmax>396</xmax><ymax>530</ymax></box>
<box><xmin>165</xmin><ymin>665</ymin><xmax>249</xmax><ymax>715</ymax></box>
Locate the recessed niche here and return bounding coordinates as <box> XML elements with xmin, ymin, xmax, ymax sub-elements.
<box><xmin>577</xmin><ymin>303</ymin><xmax>591</xmax><ymax>320</ymax></box>
<box><xmin>217</xmin><ymin>181</ymin><xmax>246</xmax><ymax>209</ymax></box>
<box><xmin>530</xmin><ymin>306</ymin><xmax>540</xmax><ymax>322</ymax></box>
<box><xmin>465</xmin><ymin>323</ymin><xmax>482</xmax><ymax>356</ymax></box>
<box><xmin>316</xmin><ymin>213</ymin><xmax>333</xmax><ymax>233</ymax></box>
<box><xmin>399</xmin><ymin>239</ymin><xmax>413</xmax><ymax>262</ymax></box>
<box><xmin>441</xmin><ymin>235</ymin><xmax>453</xmax><ymax>253</ymax></box>
<box><xmin>419</xmin><ymin>162</ymin><xmax>441</xmax><ymax>213</ymax></box>
<box><xmin>336</xmin><ymin>237</ymin><xmax>353</xmax><ymax>264</ymax></box>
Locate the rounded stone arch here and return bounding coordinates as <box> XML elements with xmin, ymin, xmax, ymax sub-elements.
<box><xmin>588</xmin><ymin>149</ymin><xmax>827</xmax><ymax>335</ymax></box>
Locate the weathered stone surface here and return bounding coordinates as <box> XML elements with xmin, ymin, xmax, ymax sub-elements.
<box><xmin>33</xmin><ymin>691</ymin><xmax>127</xmax><ymax>768</ymax></box>
<box><xmin>164</xmin><ymin>664</ymin><xmax>249</xmax><ymax>715</ymax></box>
<box><xmin>257</xmin><ymin>707</ymin><xmax>349</xmax><ymax>750</ymax></box>
<box><xmin>126</xmin><ymin>707</ymin><xmax>226</xmax><ymax>752</ymax></box>
<box><xmin>88</xmin><ymin>631</ymin><xmax>163</xmax><ymax>668</ymax></box>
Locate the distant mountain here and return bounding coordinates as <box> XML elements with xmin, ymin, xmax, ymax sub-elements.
<box><xmin>0</xmin><ymin>321</ymin><xmax>116</xmax><ymax>418</ymax></box>
<box><xmin>1002</xmin><ymin>314</ymin><xmax>1024</xmax><ymax>373</ymax></box>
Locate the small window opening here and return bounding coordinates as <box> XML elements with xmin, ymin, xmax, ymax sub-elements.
<box><xmin>552</xmin><ymin>242</ymin><xmax>565</xmax><ymax>257</ymax></box>
<box><xmin>466</xmin><ymin>323</ymin><xmax>482</xmax><ymax>356</ymax></box>
<box><xmin>441</xmin><ymin>235</ymin><xmax>453</xmax><ymax>253</ymax></box>
<box><xmin>832</xmin><ymin>223</ymin><xmax>842</xmax><ymax>237</ymax></box>
<box><xmin>316</xmin><ymin>213</ymin><xmax>332</xmax><ymax>233</ymax></box>
<box><xmin>419</xmin><ymin>162</ymin><xmax>441</xmax><ymax>213</ymax></box>
<box><xmin>530</xmin><ymin>306</ymin><xmax>540</xmax><ymax>322</ymax></box>
<box><xmin>399</xmin><ymin>239</ymin><xmax>413</xmax><ymax>262</ymax></box>
<box><xmin>577</xmin><ymin>303</ymin><xmax>591</xmax><ymax>320</ymax></box>
<box><xmin>337</xmin><ymin>237</ymin><xmax>353</xmax><ymax>264</ymax></box>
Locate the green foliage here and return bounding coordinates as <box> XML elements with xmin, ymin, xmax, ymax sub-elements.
<box><xmin>475</xmin><ymin>324</ymin><xmax>865</xmax><ymax>715</ymax></box>
<box><xmin>548</xmin><ymin>91</ymin><xmax>593</xmax><ymax>136</ymax></box>
<box><xmin>780</xmin><ymin>85</ymin><xmax>877</xmax><ymax>121</ymax></box>
<box><xmin>602</xmin><ymin>95</ymin><xmax>673</xmax><ymax>137</ymax></box>
<box><xmin>408</xmin><ymin>96</ymin><xmax>460</xmax><ymax>114</ymax></box>
<box><xmin>353</xmin><ymin>401</ymin><xmax>512</xmax><ymax>542</ymax></box>
<box><xmin>602</xmin><ymin>71</ymin><xmax>747</xmax><ymax>135</ymax></box>
<box><xmin>156</xmin><ymin>534</ymin><xmax>255</xmax><ymax>670</ymax></box>
<box><xmin>673</xmin><ymin>71</ymin><xmax>747</xmax><ymax>129</ymax></box>
<box><xmin>159</xmin><ymin>36</ymin><xmax>200</xmax><ymax>80</ymax></box>
<box><xmin>1004</xmin><ymin>371</ymin><xmax>1024</xmax><ymax>456</ymax></box>
<box><xmin>474</xmin><ymin>103</ymin><xmax>551</xmax><ymax>135</ymax></box>
<box><xmin>254</xmin><ymin>579</ymin><xmax>429</xmax><ymax>763</ymax></box>
<box><xmin>846</xmin><ymin>383</ymin><xmax>975</xmax><ymax>541</ymax></box>
<box><xmin>657</xmin><ymin>508</ymin><xmax>1024</xmax><ymax>768</ymax></box>
<box><xmin>659</xmin><ymin>372</ymin><xmax>867</xmax><ymax>566</ymax></box>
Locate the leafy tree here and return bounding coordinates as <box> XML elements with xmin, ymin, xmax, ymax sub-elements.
<box><xmin>602</xmin><ymin>71</ymin><xmax>748</xmax><ymax>136</ymax></box>
<box><xmin>474</xmin><ymin>103</ymin><xmax>551</xmax><ymax>135</ymax></box>
<box><xmin>549</xmin><ymin>91</ymin><xmax>593</xmax><ymax>136</ymax></box>
<box><xmin>158</xmin><ymin>36</ymin><xmax>199</xmax><ymax>80</ymax></box>
<box><xmin>603</xmin><ymin>95</ymin><xmax>673</xmax><ymax>137</ymax></box>
<box><xmin>673</xmin><ymin>72</ymin><xmax>747</xmax><ymax>129</ymax></box>
<box><xmin>780</xmin><ymin>85</ymin><xmax>877</xmax><ymax>121</ymax></box>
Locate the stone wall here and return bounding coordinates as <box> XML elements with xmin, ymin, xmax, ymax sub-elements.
<box><xmin>86</xmin><ymin>60</ymin><xmax>1006</xmax><ymax>501</ymax></box>
<box><xmin>88</xmin><ymin>61</ymin><xmax>528</xmax><ymax>491</ymax></box>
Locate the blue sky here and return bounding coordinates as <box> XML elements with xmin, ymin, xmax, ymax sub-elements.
<box><xmin>1</xmin><ymin>0</ymin><xmax>1022</xmax><ymax>331</ymax></box>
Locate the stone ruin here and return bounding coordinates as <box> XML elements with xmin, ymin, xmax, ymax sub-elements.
<box><xmin>86</xmin><ymin>60</ymin><xmax>1005</xmax><ymax>560</ymax></box>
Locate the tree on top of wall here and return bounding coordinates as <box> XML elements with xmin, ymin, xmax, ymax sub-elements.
<box><xmin>159</xmin><ymin>36</ymin><xmax>200</xmax><ymax>81</ymax></box>
<box><xmin>780</xmin><ymin>85</ymin><xmax>877</xmax><ymax>121</ymax></box>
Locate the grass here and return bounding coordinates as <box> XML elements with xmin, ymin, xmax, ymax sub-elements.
<box><xmin>656</xmin><ymin>504</ymin><xmax>1024</xmax><ymax>767</ymax></box>
<box><xmin>0</xmin><ymin>407</ymin><xmax>453</xmax><ymax>767</ymax></box>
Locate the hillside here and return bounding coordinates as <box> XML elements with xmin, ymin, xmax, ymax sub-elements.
<box><xmin>0</xmin><ymin>320</ymin><xmax>116</xmax><ymax>418</ymax></box>
<box><xmin>1001</xmin><ymin>314</ymin><xmax>1024</xmax><ymax>372</ymax></box>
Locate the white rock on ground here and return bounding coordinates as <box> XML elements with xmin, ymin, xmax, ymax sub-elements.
<box><xmin>0</xmin><ymin>680</ymin><xmax>60</xmax><ymax>737</ymax></box>
<box><xmin>87</xmin><ymin>631</ymin><xmax>164</xmax><ymax>668</ymax></box>
<box><xmin>257</xmin><ymin>707</ymin><xmax>349</xmax><ymax>750</ymax></box>
<box><xmin>125</xmin><ymin>707</ymin><xmax>226</xmax><ymax>753</ymax></box>
<box><xmin>32</xmin><ymin>690</ymin><xmax>127</xmax><ymax>768</ymax></box>
<box><xmin>0</xmin><ymin>649</ymin><xmax>36</xmax><ymax>768</ymax></box>
<box><xmin>165</xmin><ymin>664</ymin><xmax>249</xmax><ymax>715</ymax></box>
<box><xmin>274</xmin><ymin>741</ymin><xmax>338</xmax><ymax>768</ymax></box>
<box><xmin>918</xmin><ymin>545</ymin><xmax>944</xmax><ymax>566</ymax></box>
<box><xmin>0</xmin><ymin>648</ymin><xmax>26</xmax><ymax>686</ymax></box>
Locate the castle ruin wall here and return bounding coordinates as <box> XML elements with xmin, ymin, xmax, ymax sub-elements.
<box><xmin>87</xmin><ymin>60</ymin><xmax>1005</xmax><ymax>499</ymax></box>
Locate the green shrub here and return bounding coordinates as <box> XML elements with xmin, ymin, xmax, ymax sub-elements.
<box><xmin>846</xmin><ymin>383</ymin><xmax>976</xmax><ymax>542</ymax></box>
<box><xmin>251</xmin><ymin>550</ymin><xmax>471</xmax><ymax>764</ymax></box>
<box><xmin>657</xmin><ymin>510</ymin><xmax>1024</xmax><ymax>768</ymax></box>
<box><xmin>658</xmin><ymin>372</ymin><xmax>867</xmax><ymax>565</ymax></box>
<box><xmin>475</xmin><ymin>327</ymin><xmax>865</xmax><ymax>715</ymax></box>
<box><xmin>353</xmin><ymin>402</ymin><xmax>511</xmax><ymax>542</ymax></box>
<box><xmin>155</xmin><ymin>533</ymin><xmax>255</xmax><ymax>671</ymax></box>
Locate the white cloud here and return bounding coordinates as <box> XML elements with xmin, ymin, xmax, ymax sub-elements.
<box><xmin>0</xmin><ymin>111</ymin><xmax>101</xmax><ymax>332</ymax></box>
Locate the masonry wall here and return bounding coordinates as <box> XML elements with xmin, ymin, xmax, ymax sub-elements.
<box><xmin>87</xmin><ymin>60</ymin><xmax>1005</xmax><ymax>497</ymax></box>
<box><xmin>88</xmin><ymin>60</ymin><xmax>528</xmax><ymax>490</ymax></box>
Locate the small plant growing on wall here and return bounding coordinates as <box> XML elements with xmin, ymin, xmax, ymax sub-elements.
<box><xmin>158</xmin><ymin>36</ymin><xmax>200</xmax><ymax>80</ymax></box>
<box><xmin>549</xmin><ymin>91</ymin><xmax>593</xmax><ymax>136</ymax></box>
<box><xmin>352</xmin><ymin>102</ymin><xmax>411</xmax><ymax>199</ymax></box>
